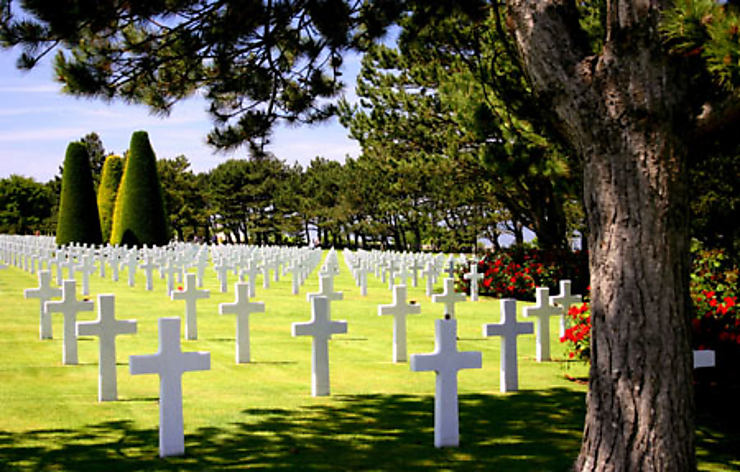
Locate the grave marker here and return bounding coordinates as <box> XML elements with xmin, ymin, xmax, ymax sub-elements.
<box><xmin>45</xmin><ymin>280</ymin><xmax>94</xmax><ymax>365</ymax></box>
<box><xmin>410</xmin><ymin>317</ymin><xmax>482</xmax><ymax>447</ymax></box>
<box><xmin>24</xmin><ymin>270</ymin><xmax>61</xmax><ymax>339</ymax></box>
<box><xmin>522</xmin><ymin>287</ymin><xmax>561</xmax><ymax>362</ymax></box>
<box><xmin>171</xmin><ymin>273</ymin><xmax>210</xmax><ymax>340</ymax></box>
<box><xmin>483</xmin><ymin>299</ymin><xmax>534</xmax><ymax>392</ymax></box>
<box><xmin>75</xmin><ymin>253</ymin><xmax>96</xmax><ymax>295</ymax></box>
<box><xmin>129</xmin><ymin>317</ymin><xmax>210</xmax><ymax>457</ymax></box>
<box><xmin>219</xmin><ymin>282</ymin><xmax>265</xmax><ymax>363</ymax></box>
<box><xmin>463</xmin><ymin>259</ymin><xmax>484</xmax><ymax>302</ymax></box>
<box><xmin>292</xmin><ymin>296</ymin><xmax>347</xmax><ymax>396</ymax></box>
<box><xmin>550</xmin><ymin>280</ymin><xmax>582</xmax><ymax>338</ymax></box>
<box><xmin>76</xmin><ymin>294</ymin><xmax>137</xmax><ymax>401</ymax></box>
<box><xmin>432</xmin><ymin>278</ymin><xmax>466</xmax><ymax>318</ymax></box>
<box><xmin>139</xmin><ymin>255</ymin><xmax>157</xmax><ymax>291</ymax></box>
<box><xmin>378</xmin><ymin>285</ymin><xmax>421</xmax><ymax>362</ymax></box>
<box><xmin>693</xmin><ymin>350</ymin><xmax>716</xmax><ymax>368</ymax></box>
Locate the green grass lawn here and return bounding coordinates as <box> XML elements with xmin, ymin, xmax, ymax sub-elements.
<box><xmin>0</xmin><ymin>251</ymin><xmax>736</xmax><ymax>471</ymax></box>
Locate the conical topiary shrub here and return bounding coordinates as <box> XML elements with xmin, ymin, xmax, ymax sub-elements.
<box><xmin>110</xmin><ymin>131</ymin><xmax>169</xmax><ymax>247</ymax></box>
<box><xmin>56</xmin><ymin>142</ymin><xmax>103</xmax><ymax>246</ymax></box>
<box><xmin>97</xmin><ymin>154</ymin><xmax>124</xmax><ymax>243</ymax></box>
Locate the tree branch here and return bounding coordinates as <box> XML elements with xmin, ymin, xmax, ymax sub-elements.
<box><xmin>507</xmin><ymin>0</ymin><xmax>597</xmax><ymax>145</ymax></box>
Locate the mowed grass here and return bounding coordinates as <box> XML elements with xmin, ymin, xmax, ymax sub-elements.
<box><xmin>0</xmin><ymin>251</ymin><xmax>735</xmax><ymax>471</ymax></box>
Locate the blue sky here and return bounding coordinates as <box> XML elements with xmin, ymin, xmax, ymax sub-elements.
<box><xmin>0</xmin><ymin>49</ymin><xmax>362</xmax><ymax>182</ymax></box>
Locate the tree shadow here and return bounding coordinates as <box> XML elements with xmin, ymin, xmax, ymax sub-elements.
<box><xmin>0</xmin><ymin>389</ymin><xmax>585</xmax><ymax>471</ymax></box>
<box><xmin>1</xmin><ymin>387</ymin><xmax>735</xmax><ymax>471</ymax></box>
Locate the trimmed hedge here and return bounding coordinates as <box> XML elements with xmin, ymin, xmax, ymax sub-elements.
<box><xmin>110</xmin><ymin>131</ymin><xmax>169</xmax><ymax>247</ymax></box>
<box><xmin>97</xmin><ymin>154</ymin><xmax>124</xmax><ymax>243</ymax></box>
<box><xmin>56</xmin><ymin>142</ymin><xmax>103</xmax><ymax>246</ymax></box>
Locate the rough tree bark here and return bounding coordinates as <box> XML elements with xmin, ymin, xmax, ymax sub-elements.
<box><xmin>508</xmin><ymin>1</ymin><xmax>695</xmax><ymax>470</ymax></box>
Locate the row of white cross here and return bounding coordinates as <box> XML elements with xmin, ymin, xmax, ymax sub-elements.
<box><xmin>12</xmin><ymin>237</ymin><xmax>718</xmax><ymax>456</ymax></box>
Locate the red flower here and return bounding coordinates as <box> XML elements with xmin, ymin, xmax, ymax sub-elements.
<box><xmin>709</xmin><ymin>298</ymin><xmax>718</xmax><ymax>307</ymax></box>
<box><xmin>725</xmin><ymin>296</ymin><xmax>736</xmax><ymax>308</ymax></box>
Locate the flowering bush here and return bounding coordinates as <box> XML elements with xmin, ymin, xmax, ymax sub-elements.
<box><xmin>559</xmin><ymin>244</ymin><xmax>739</xmax><ymax>363</ymax></box>
<box><xmin>455</xmin><ymin>246</ymin><xmax>589</xmax><ymax>301</ymax></box>
<box><xmin>561</xmin><ymin>302</ymin><xmax>591</xmax><ymax>361</ymax></box>
<box><xmin>690</xmin><ymin>246</ymin><xmax>739</xmax><ymax>352</ymax></box>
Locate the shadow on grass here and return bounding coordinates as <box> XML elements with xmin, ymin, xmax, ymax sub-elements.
<box><xmin>2</xmin><ymin>387</ymin><xmax>736</xmax><ymax>471</ymax></box>
<box><xmin>0</xmin><ymin>389</ymin><xmax>585</xmax><ymax>471</ymax></box>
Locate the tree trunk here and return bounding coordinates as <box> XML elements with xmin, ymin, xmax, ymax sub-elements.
<box><xmin>509</xmin><ymin>2</ymin><xmax>695</xmax><ymax>470</ymax></box>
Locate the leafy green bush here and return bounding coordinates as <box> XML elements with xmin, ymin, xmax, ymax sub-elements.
<box><xmin>56</xmin><ymin>142</ymin><xmax>102</xmax><ymax>245</ymax></box>
<box><xmin>97</xmin><ymin>154</ymin><xmax>124</xmax><ymax>243</ymax></box>
<box><xmin>110</xmin><ymin>131</ymin><xmax>169</xmax><ymax>247</ymax></box>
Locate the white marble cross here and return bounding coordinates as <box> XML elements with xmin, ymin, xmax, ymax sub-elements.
<box><xmin>394</xmin><ymin>261</ymin><xmax>411</xmax><ymax>287</ymax></box>
<box><xmin>483</xmin><ymin>299</ymin><xmax>534</xmax><ymax>392</ymax></box>
<box><xmin>306</xmin><ymin>273</ymin><xmax>343</xmax><ymax>315</ymax></box>
<box><xmin>239</xmin><ymin>259</ymin><xmax>260</xmax><ymax>295</ymax></box>
<box><xmin>444</xmin><ymin>256</ymin><xmax>456</xmax><ymax>279</ymax></box>
<box><xmin>432</xmin><ymin>278</ymin><xmax>466</xmax><ymax>318</ymax></box>
<box><xmin>139</xmin><ymin>255</ymin><xmax>158</xmax><ymax>291</ymax></box>
<box><xmin>75</xmin><ymin>253</ymin><xmax>96</xmax><ymax>295</ymax></box>
<box><xmin>422</xmin><ymin>262</ymin><xmax>437</xmax><ymax>297</ymax></box>
<box><xmin>171</xmin><ymin>273</ymin><xmax>210</xmax><ymax>340</ymax></box>
<box><xmin>24</xmin><ymin>270</ymin><xmax>61</xmax><ymax>339</ymax></box>
<box><xmin>45</xmin><ymin>280</ymin><xmax>94</xmax><ymax>365</ymax></box>
<box><xmin>357</xmin><ymin>261</ymin><xmax>372</xmax><ymax>296</ymax></box>
<box><xmin>52</xmin><ymin>251</ymin><xmax>65</xmax><ymax>283</ymax></box>
<box><xmin>129</xmin><ymin>317</ymin><xmax>210</xmax><ymax>457</ymax></box>
<box><xmin>378</xmin><ymin>285</ymin><xmax>421</xmax><ymax>362</ymax></box>
<box><xmin>60</xmin><ymin>254</ymin><xmax>76</xmax><ymax>280</ymax></box>
<box><xmin>292</xmin><ymin>296</ymin><xmax>347</xmax><ymax>396</ymax></box>
<box><xmin>76</xmin><ymin>294</ymin><xmax>137</xmax><ymax>401</ymax></box>
<box><xmin>463</xmin><ymin>259</ymin><xmax>484</xmax><ymax>302</ymax></box>
<box><xmin>522</xmin><ymin>287</ymin><xmax>561</xmax><ymax>362</ymax></box>
<box><xmin>409</xmin><ymin>258</ymin><xmax>423</xmax><ymax>288</ymax></box>
<box><xmin>549</xmin><ymin>280</ymin><xmax>582</xmax><ymax>338</ymax></box>
<box><xmin>219</xmin><ymin>282</ymin><xmax>265</xmax><ymax>363</ymax></box>
<box><xmin>193</xmin><ymin>253</ymin><xmax>209</xmax><ymax>288</ymax></box>
<box><xmin>260</xmin><ymin>260</ymin><xmax>270</xmax><ymax>289</ymax></box>
<box><xmin>123</xmin><ymin>250</ymin><xmax>138</xmax><ymax>287</ymax></box>
<box><xmin>410</xmin><ymin>317</ymin><xmax>482</xmax><ymax>447</ymax></box>
<box><xmin>161</xmin><ymin>258</ymin><xmax>181</xmax><ymax>296</ymax></box>
<box><xmin>288</xmin><ymin>262</ymin><xmax>302</xmax><ymax>295</ymax></box>
<box><xmin>213</xmin><ymin>259</ymin><xmax>233</xmax><ymax>293</ymax></box>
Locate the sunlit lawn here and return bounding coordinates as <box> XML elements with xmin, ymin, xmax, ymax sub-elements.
<box><xmin>0</xmin><ymin>251</ymin><xmax>736</xmax><ymax>471</ymax></box>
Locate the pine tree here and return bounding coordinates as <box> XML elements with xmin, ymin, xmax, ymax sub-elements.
<box><xmin>97</xmin><ymin>154</ymin><xmax>124</xmax><ymax>243</ymax></box>
<box><xmin>56</xmin><ymin>142</ymin><xmax>102</xmax><ymax>246</ymax></box>
<box><xmin>110</xmin><ymin>131</ymin><xmax>169</xmax><ymax>247</ymax></box>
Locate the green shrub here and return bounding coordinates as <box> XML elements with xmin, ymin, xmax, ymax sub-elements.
<box><xmin>110</xmin><ymin>131</ymin><xmax>169</xmax><ymax>247</ymax></box>
<box><xmin>97</xmin><ymin>154</ymin><xmax>124</xmax><ymax>243</ymax></box>
<box><xmin>56</xmin><ymin>142</ymin><xmax>103</xmax><ymax>246</ymax></box>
